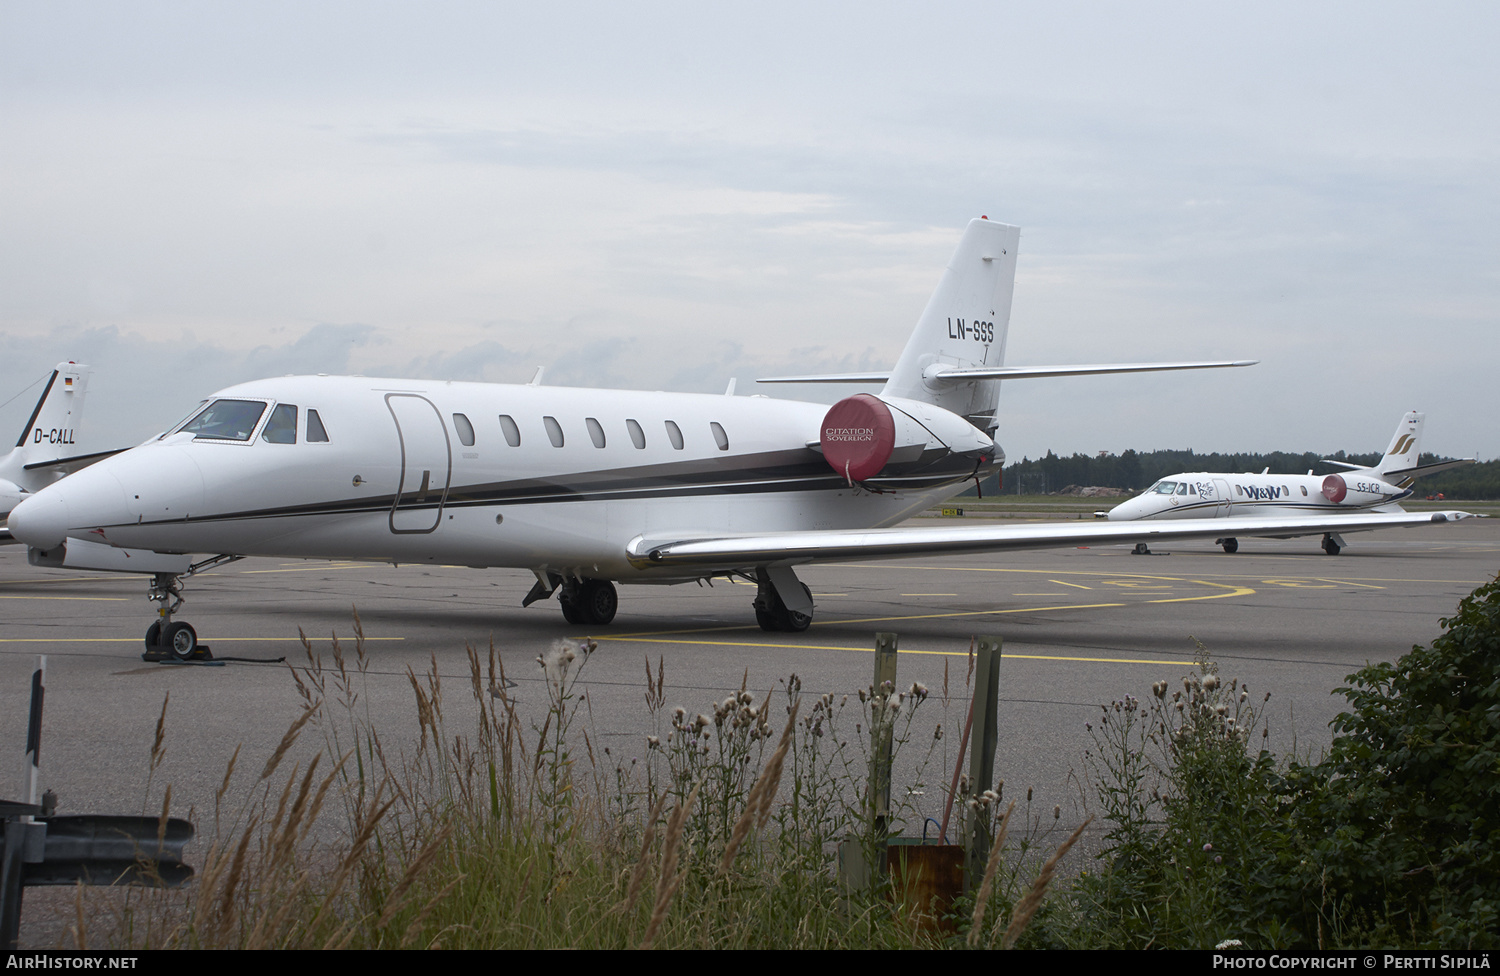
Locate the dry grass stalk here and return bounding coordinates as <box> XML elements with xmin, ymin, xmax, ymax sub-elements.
<box><xmin>376</xmin><ymin>822</ymin><xmax>457</xmax><ymax>928</ymax></box>
<box><xmin>640</xmin><ymin>782</ymin><xmax>700</xmax><ymax>950</ymax></box>
<box><xmin>1002</xmin><ymin>814</ymin><xmax>1093</xmax><ymax>949</ymax></box>
<box><xmin>718</xmin><ymin>698</ymin><xmax>801</xmax><ymax>876</ymax></box>
<box><xmin>623</xmin><ymin>790</ymin><xmax>671</xmax><ymax>914</ymax></box>
<box><xmin>967</xmin><ymin>799</ymin><xmax>1016</xmax><ymax>947</ymax></box>
<box><xmin>259</xmin><ymin>704</ymin><xmax>318</xmax><ymax>782</ymax></box>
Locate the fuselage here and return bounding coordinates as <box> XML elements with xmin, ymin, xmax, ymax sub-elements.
<box><xmin>12</xmin><ymin>376</ymin><xmax>994</xmax><ymax>581</ymax></box>
<box><xmin>1107</xmin><ymin>470</ymin><xmax>1410</xmax><ymax>522</ymax></box>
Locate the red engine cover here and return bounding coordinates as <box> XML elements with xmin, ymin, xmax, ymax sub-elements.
<box><xmin>1321</xmin><ymin>474</ymin><xmax>1347</xmax><ymax>503</ymax></box>
<box><xmin>821</xmin><ymin>394</ymin><xmax>896</xmax><ymax>482</ymax></box>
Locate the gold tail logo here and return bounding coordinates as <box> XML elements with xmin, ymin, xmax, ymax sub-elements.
<box><xmin>1391</xmin><ymin>434</ymin><xmax>1415</xmax><ymax>455</ymax></box>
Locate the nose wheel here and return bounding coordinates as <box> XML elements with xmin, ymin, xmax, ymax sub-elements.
<box><xmin>140</xmin><ymin>558</ymin><xmax>241</xmax><ymax>661</ymax></box>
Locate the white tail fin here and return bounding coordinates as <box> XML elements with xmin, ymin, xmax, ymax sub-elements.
<box><xmin>1376</xmin><ymin>411</ymin><xmax>1422</xmax><ymax>478</ymax></box>
<box><xmin>4</xmin><ymin>363</ymin><xmax>92</xmax><ymax>490</ymax></box>
<box><xmin>881</xmin><ymin>217</ymin><xmax>1020</xmax><ymax>431</ymax></box>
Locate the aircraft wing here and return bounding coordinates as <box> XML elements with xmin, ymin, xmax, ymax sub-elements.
<box><xmin>626</xmin><ymin>510</ymin><xmax>1479</xmax><ymax>569</ymax></box>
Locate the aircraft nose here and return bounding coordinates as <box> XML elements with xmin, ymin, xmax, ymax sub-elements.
<box><xmin>1107</xmin><ymin>497</ymin><xmax>1143</xmax><ymax>521</ymax></box>
<box><xmin>8</xmin><ymin>489</ymin><xmax>71</xmax><ymax>550</ymax></box>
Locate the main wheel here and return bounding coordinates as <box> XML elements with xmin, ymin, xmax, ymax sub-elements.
<box><xmin>1322</xmin><ymin>535</ymin><xmax>1341</xmax><ymax>556</ymax></box>
<box><xmin>1132</xmin><ymin>542</ymin><xmax>1150</xmax><ymax>555</ymax></box>
<box><xmin>755</xmin><ymin>606</ymin><xmax>780</xmax><ymax>631</ymax></box>
<box><xmin>162</xmin><ymin>621</ymin><xmax>197</xmax><ymax>660</ymax></box>
<box><xmin>559</xmin><ymin>595</ymin><xmax>585</xmax><ymax>624</ymax></box>
<box><xmin>578</xmin><ymin>580</ymin><xmax>618</xmax><ymax>625</ymax></box>
<box><xmin>776</xmin><ymin>583</ymin><xmax>813</xmax><ymax>633</ymax></box>
<box><xmin>144</xmin><ymin>621</ymin><xmax>162</xmax><ymax>650</ymax></box>
<box><xmin>1220</xmin><ymin>538</ymin><xmax>1239</xmax><ymax>553</ymax></box>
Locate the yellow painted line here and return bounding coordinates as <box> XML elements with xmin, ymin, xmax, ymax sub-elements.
<box><xmin>847</xmin><ymin>563</ymin><xmax>1489</xmax><ymax>587</ymax></box>
<box><xmin>824</xmin><ymin>601</ymin><xmax>1128</xmax><ymax>625</ymax></box>
<box><xmin>1051</xmin><ymin>580</ymin><xmax>1091</xmax><ymax>589</ymax></box>
<box><xmin>812</xmin><ymin>593</ymin><xmax>848</xmax><ymax>597</ymax></box>
<box><xmin>241</xmin><ymin>564</ymin><xmax>365</xmax><ymax>574</ymax></box>
<box><xmin>1309</xmin><ymin>578</ymin><xmax>1385</xmax><ymax>590</ymax></box>
<box><xmin>0</xmin><ymin>636</ymin><xmax>405</xmax><ymax>644</ymax></box>
<box><xmin>900</xmin><ymin>593</ymin><xmax>958</xmax><ymax>597</ymax></box>
<box><xmin>0</xmin><ymin>595</ymin><xmax>129</xmax><ymax>602</ymax></box>
<box><xmin>0</xmin><ymin>576</ymin><xmax>130</xmax><ymax>585</ymax></box>
<box><xmin>1013</xmin><ymin>593</ymin><xmax>1068</xmax><ymax>596</ymax></box>
<box><xmin>591</xmin><ymin>634</ymin><xmax>1197</xmax><ymax>666</ymax></box>
<box><xmin>1146</xmin><ymin>582</ymin><xmax>1256</xmax><ymax>604</ymax></box>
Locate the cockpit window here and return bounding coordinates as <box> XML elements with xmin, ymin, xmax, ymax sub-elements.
<box><xmin>262</xmin><ymin>404</ymin><xmax>298</xmax><ymax>444</ymax></box>
<box><xmin>1153</xmin><ymin>481</ymin><xmax>1178</xmax><ymax>494</ymax></box>
<box><xmin>181</xmin><ymin>399</ymin><xmax>267</xmax><ymax>441</ymax></box>
<box><xmin>306</xmin><ymin>409</ymin><xmax>330</xmax><ymax>443</ymax></box>
<box><xmin>1177</xmin><ymin>483</ymin><xmax>1188</xmax><ymax>496</ymax></box>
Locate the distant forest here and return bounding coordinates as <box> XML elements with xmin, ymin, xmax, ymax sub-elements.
<box><xmin>961</xmin><ymin>450</ymin><xmax>1500</xmax><ymax>500</ymax></box>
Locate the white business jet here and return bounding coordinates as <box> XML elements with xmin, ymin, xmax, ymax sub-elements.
<box><xmin>1</xmin><ymin>362</ymin><xmax>119</xmax><ymax>540</ymax></box>
<box><xmin>1106</xmin><ymin>411</ymin><xmax>1477</xmax><ymax>554</ymax></box>
<box><xmin>6</xmin><ymin>219</ymin><xmax>1476</xmax><ymax>658</ymax></box>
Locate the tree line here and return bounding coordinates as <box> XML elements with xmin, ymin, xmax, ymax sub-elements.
<box><xmin>958</xmin><ymin>449</ymin><xmax>1500</xmax><ymax>500</ymax></box>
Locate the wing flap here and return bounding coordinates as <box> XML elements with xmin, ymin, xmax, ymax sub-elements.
<box><xmin>627</xmin><ymin>511</ymin><xmax>1477</xmax><ymax>569</ymax></box>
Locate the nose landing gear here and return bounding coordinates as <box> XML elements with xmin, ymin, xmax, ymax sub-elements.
<box><xmin>141</xmin><ymin>555</ymin><xmax>242</xmax><ymax>662</ymax></box>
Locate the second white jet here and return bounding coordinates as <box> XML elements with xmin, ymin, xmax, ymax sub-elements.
<box><xmin>1106</xmin><ymin>411</ymin><xmax>1476</xmax><ymax>554</ymax></box>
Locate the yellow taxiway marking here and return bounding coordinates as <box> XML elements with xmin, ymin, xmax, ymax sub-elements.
<box><xmin>1051</xmin><ymin>579</ymin><xmax>1091</xmax><ymax>589</ymax></box>
<box><xmin>591</xmin><ymin>634</ymin><xmax>1198</xmax><ymax>666</ymax></box>
<box><xmin>1013</xmin><ymin>593</ymin><xmax>1068</xmax><ymax>597</ymax></box>
<box><xmin>242</xmin><ymin>563</ymin><xmax>366</xmax><ymax>574</ymax></box>
<box><xmin>0</xmin><ymin>576</ymin><xmax>131</xmax><ymax>586</ymax></box>
<box><xmin>0</xmin><ymin>595</ymin><xmax>129</xmax><ymax>602</ymax></box>
<box><xmin>606</xmin><ymin>580</ymin><xmax>1254</xmax><ymax>639</ymax></box>
<box><xmin>0</xmin><ymin>636</ymin><xmax>405</xmax><ymax>644</ymax></box>
<box><xmin>849</xmin><ymin>562</ymin><xmax>1486</xmax><ymax>588</ymax></box>
<box><xmin>901</xmin><ymin>593</ymin><xmax>958</xmax><ymax>597</ymax></box>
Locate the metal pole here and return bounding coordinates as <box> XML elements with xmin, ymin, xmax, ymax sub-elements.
<box><xmin>963</xmin><ymin>637</ymin><xmax>1002</xmax><ymax>889</ymax></box>
<box><xmin>871</xmin><ymin>632</ymin><xmax>898</xmax><ymax>836</ymax></box>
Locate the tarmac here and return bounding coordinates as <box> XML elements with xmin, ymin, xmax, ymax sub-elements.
<box><xmin>2</xmin><ymin>516</ymin><xmax>1497</xmax><ymax>944</ymax></box>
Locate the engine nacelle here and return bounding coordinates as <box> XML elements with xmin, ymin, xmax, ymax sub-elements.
<box><xmin>820</xmin><ymin>394</ymin><xmax>1001</xmax><ymax>490</ymax></box>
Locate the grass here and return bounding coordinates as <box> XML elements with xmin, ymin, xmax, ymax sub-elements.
<box><xmin>66</xmin><ymin>620</ymin><xmax>1082</xmax><ymax>950</ymax></box>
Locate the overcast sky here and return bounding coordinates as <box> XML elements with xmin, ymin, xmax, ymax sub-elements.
<box><xmin>2</xmin><ymin>2</ymin><xmax>1496</xmax><ymax>464</ymax></box>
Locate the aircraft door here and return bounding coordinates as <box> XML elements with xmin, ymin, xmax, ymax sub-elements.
<box><xmin>1213</xmin><ymin>478</ymin><xmax>1232</xmax><ymax>516</ymax></box>
<box><xmin>386</xmin><ymin>394</ymin><xmax>452</xmax><ymax>534</ymax></box>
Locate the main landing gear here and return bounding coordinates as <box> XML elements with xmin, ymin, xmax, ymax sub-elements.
<box><xmin>559</xmin><ymin>578</ymin><xmax>618</xmax><ymax>626</ymax></box>
<box><xmin>753</xmin><ymin>568</ymin><xmax>813</xmax><ymax>633</ymax></box>
<box><xmin>1322</xmin><ymin>533</ymin><xmax>1344</xmax><ymax>556</ymax></box>
<box><xmin>142</xmin><ymin>556</ymin><xmax>242</xmax><ymax>661</ymax></box>
<box><xmin>523</xmin><ymin>572</ymin><xmax>619</xmax><ymax>626</ymax></box>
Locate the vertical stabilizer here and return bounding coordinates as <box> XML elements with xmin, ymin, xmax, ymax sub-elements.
<box><xmin>882</xmin><ymin>217</ymin><xmax>1020</xmax><ymax>431</ymax></box>
<box><xmin>1375</xmin><ymin>411</ymin><xmax>1422</xmax><ymax>478</ymax></box>
<box><xmin>5</xmin><ymin>363</ymin><xmax>92</xmax><ymax>490</ymax></box>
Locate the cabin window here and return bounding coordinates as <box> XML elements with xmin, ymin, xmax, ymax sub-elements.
<box><xmin>498</xmin><ymin>415</ymin><xmax>521</xmax><ymax>447</ymax></box>
<box><xmin>262</xmin><ymin>404</ymin><xmax>298</xmax><ymax>444</ymax></box>
<box><xmin>586</xmin><ymin>417</ymin><xmax>606</xmax><ymax>448</ymax></box>
<box><xmin>306</xmin><ymin>409</ymin><xmax>329</xmax><ymax>443</ymax></box>
<box><xmin>1236</xmin><ymin>485</ymin><xmax>1244</xmax><ymax>496</ymax></box>
<box><xmin>543</xmin><ymin>416</ymin><xmax>565</xmax><ymax>448</ymax></box>
<box><xmin>710</xmin><ymin>422</ymin><xmax>729</xmax><ymax>451</ymax></box>
<box><xmin>1176</xmin><ymin>483</ymin><xmax>1187</xmax><ymax>496</ymax></box>
<box><xmin>1301</xmin><ymin>486</ymin><xmax>1308</xmax><ymax>496</ymax></box>
<box><xmin>453</xmin><ymin>413</ymin><xmax>475</xmax><ymax>447</ymax></box>
<box><xmin>665</xmin><ymin>420</ymin><xmax>684</xmax><ymax>450</ymax></box>
<box><xmin>1189</xmin><ymin>484</ymin><xmax>1196</xmax><ymax>495</ymax></box>
<box><xmin>626</xmin><ymin>419</ymin><xmax>646</xmax><ymax>449</ymax></box>
<box><xmin>182</xmin><ymin>399</ymin><xmax>267</xmax><ymax>442</ymax></box>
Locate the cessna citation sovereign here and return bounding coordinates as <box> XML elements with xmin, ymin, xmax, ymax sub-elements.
<box><xmin>6</xmin><ymin>218</ymin><xmax>1477</xmax><ymax>659</ymax></box>
<box><xmin>1</xmin><ymin>362</ymin><xmax>118</xmax><ymax>540</ymax></box>
<box><xmin>1107</xmin><ymin>411</ymin><xmax>1477</xmax><ymax>555</ymax></box>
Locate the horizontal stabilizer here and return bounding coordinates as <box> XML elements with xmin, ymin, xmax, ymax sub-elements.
<box><xmin>22</xmin><ymin>448</ymin><xmax>125</xmax><ymax>475</ymax></box>
<box><xmin>1376</xmin><ymin>458</ymin><xmax>1477</xmax><ymax>481</ymax></box>
<box><xmin>627</xmin><ymin>510</ymin><xmax>1479</xmax><ymax>569</ymax></box>
<box><xmin>758</xmin><ymin>360</ymin><xmax>1256</xmax><ymax>385</ymax></box>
